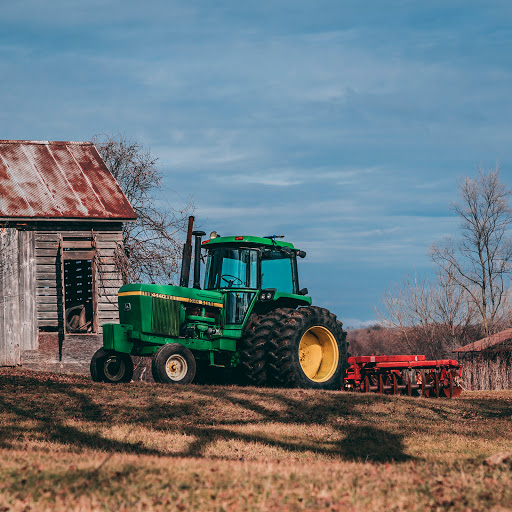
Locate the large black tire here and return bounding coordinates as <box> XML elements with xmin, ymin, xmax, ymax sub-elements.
<box><xmin>151</xmin><ymin>343</ymin><xmax>196</xmax><ymax>384</ymax></box>
<box><xmin>237</xmin><ymin>310</ymin><xmax>290</xmax><ymax>386</ymax></box>
<box><xmin>267</xmin><ymin>306</ymin><xmax>348</xmax><ymax>390</ymax></box>
<box><xmin>90</xmin><ymin>348</ymin><xmax>134</xmax><ymax>383</ymax></box>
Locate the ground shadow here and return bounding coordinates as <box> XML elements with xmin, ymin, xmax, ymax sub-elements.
<box><xmin>0</xmin><ymin>370</ymin><xmax>418</xmax><ymax>462</ymax></box>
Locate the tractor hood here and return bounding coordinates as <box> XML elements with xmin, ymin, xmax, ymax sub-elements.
<box><xmin>118</xmin><ymin>283</ymin><xmax>223</xmax><ymax>307</ymax></box>
<box><xmin>117</xmin><ymin>283</ymin><xmax>223</xmax><ymax>335</ymax></box>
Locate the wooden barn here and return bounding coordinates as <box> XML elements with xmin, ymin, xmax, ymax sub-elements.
<box><xmin>454</xmin><ymin>328</ymin><xmax>512</xmax><ymax>390</ymax></box>
<box><xmin>0</xmin><ymin>140</ymin><xmax>136</xmax><ymax>373</ymax></box>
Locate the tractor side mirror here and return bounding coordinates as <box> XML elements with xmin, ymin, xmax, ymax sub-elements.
<box><xmin>297</xmin><ymin>250</ymin><xmax>306</xmax><ymax>258</ymax></box>
<box><xmin>298</xmin><ymin>288</ymin><xmax>308</xmax><ymax>296</ymax></box>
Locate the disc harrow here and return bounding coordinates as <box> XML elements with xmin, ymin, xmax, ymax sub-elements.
<box><xmin>344</xmin><ymin>355</ymin><xmax>463</xmax><ymax>398</ymax></box>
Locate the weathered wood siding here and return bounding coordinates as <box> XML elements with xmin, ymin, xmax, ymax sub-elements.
<box><xmin>35</xmin><ymin>231</ymin><xmax>62</xmax><ymax>329</ymax></box>
<box><xmin>18</xmin><ymin>231</ymin><xmax>37</xmax><ymax>350</ymax></box>
<box><xmin>0</xmin><ymin>228</ymin><xmax>20</xmax><ymax>365</ymax></box>
<box><xmin>1</xmin><ymin>223</ymin><xmax>125</xmax><ymax>368</ymax></box>
<box><xmin>95</xmin><ymin>231</ymin><xmax>124</xmax><ymax>329</ymax></box>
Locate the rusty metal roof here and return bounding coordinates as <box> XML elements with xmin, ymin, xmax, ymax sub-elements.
<box><xmin>0</xmin><ymin>140</ymin><xmax>136</xmax><ymax>221</ymax></box>
<box><xmin>454</xmin><ymin>327</ymin><xmax>512</xmax><ymax>353</ymax></box>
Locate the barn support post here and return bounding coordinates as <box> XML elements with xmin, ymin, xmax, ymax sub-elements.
<box><xmin>18</xmin><ymin>230</ymin><xmax>37</xmax><ymax>351</ymax></box>
<box><xmin>0</xmin><ymin>228</ymin><xmax>21</xmax><ymax>365</ymax></box>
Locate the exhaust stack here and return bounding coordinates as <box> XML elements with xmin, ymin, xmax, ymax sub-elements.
<box><xmin>179</xmin><ymin>216</ymin><xmax>195</xmax><ymax>287</ymax></box>
<box><xmin>192</xmin><ymin>230</ymin><xmax>206</xmax><ymax>289</ymax></box>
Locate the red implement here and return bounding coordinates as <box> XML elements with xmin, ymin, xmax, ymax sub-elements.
<box><xmin>344</xmin><ymin>355</ymin><xmax>463</xmax><ymax>398</ymax></box>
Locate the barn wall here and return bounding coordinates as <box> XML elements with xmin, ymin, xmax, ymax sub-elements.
<box><xmin>0</xmin><ymin>228</ymin><xmax>21</xmax><ymax>365</ymax></box>
<box><xmin>24</xmin><ymin>224</ymin><xmax>125</xmax><ymax>374</ymax></box>
<box><xmin>460</xmin><ymin>351</ymin><xmax>512</xmax><ymax>390</ymax></box>
<box><xmin>0</xmin><ymin>222</ymin><xmax>127</xmax><ymax>372</ymax></box>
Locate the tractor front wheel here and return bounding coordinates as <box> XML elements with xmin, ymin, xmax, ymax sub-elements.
<box><xmin>267</xmin><ymin>306</ymin><xmax>347</xmax><ymax>390</ymax></box>
<box><xmin>151</xmin><ymin>343</ymin><xmax>197</xmax><ymax>384</ymax></box>
<box><xmin>90</xmin><ymin>348</ymin><xmax>134</xmax><ymax>383</ymax></box>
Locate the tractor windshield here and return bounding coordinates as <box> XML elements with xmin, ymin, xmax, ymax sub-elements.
<box><xmin>204</xmin><ymin>248</ymin><xmax>258</xmax><ymax>289</ymax></box>
<box><xmin>261</xmin><ymin>250</ymin><xmax>297</xmax><ymax>293</ymax></box>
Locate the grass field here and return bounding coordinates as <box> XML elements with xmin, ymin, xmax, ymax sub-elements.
<box><xmin>0</xmin><ymin>368</ymin><xmax>511</xmax><ymax>511</ymax></box>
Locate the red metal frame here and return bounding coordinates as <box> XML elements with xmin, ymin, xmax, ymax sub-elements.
<box><xmin>344</xmin><ymin>354</ymin><xmax>463</xmax><ymax>398</ymax></box>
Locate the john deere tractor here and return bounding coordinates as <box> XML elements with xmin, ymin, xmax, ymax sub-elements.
<box><xmin>90</xmin><ymin>230</ymin><xmax>348</xmax><ymax>389</ymax></box>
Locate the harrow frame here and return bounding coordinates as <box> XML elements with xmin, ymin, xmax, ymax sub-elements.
<box><xmin>344</xmin><ymin>355</ymin><xmax>463</xmax><ymax>398</ymax></box>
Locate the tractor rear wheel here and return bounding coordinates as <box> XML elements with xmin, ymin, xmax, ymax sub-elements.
<box><xmin>237</xmin><ymin>311</ymin><xmax>288</xmax><ymax>386</ymax></box>
<box><xmin>152</xmin><ymin>343</ymin><xmax>196</xmax><ymax>384</ymax></box>
<box><xmin>90</xmin><ymin>348</ymin><xmax>134</xmax><ymax>383</ymax></box>
<box><xmin>267</xmin><ymin>306</ymin><xmax>348</xmax><ymax>390</ymax></box>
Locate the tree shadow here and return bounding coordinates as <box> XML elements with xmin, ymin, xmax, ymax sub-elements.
<box><xmin>0</xmin><ymin>370</ymin><xmax>415</xmax><ymax>462</ymax></box>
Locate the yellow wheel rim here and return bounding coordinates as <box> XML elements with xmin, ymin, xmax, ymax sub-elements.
<box><xmin>298</xmin><ymin>326</ymin><xmax>339</xmax><ymax>383</ymax></box>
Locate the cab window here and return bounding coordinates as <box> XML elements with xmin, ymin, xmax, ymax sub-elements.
<box><xmin>261</xmin><ymin>251</ymin><xmax>296</xmax><ymax>293</ymax></box>
<box><xmin>204</xmin><ymin>248</ymin><xmax>258</xmax><ymax>289</ymax></box>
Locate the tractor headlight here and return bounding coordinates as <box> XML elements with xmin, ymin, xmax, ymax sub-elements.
<box><xmin>259</xmin><ymin>289</ymin><xmax>276</xmax><ymax>301</ymax></box>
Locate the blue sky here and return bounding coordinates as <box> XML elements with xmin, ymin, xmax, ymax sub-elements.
<box><xmin>2</xmin><ymin>1</ymin><xmax>512</xmax><ymax>327</ymax></box>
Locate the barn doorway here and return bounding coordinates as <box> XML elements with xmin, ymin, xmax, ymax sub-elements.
<box><xmin>61</xmin><ymin>236</ymin><xmax>98</xmax><ymax>334</ymax></box>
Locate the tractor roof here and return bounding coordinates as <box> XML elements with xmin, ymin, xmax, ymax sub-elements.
<box><xmin>202</xmin><ymin>235</ymin><xmax>295</xmax><ymax>249</ymax></box>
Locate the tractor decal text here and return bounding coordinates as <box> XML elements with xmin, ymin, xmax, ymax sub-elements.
<box><xmin>118</xmin><ymin>290</ymin><xmax>223</xmax><ymax>308</ymax></box>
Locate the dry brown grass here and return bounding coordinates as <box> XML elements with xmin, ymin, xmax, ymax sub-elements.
<box><xmin>0</xmin><ymin>368</ymin><xmax>511</xmax><ymax>511</ymax></box>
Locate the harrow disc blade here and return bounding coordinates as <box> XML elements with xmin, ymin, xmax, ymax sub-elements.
<box><xmin>442</xmin><ymin>372</ymin><xmax>463</xmax><ymax>398</ymax></box>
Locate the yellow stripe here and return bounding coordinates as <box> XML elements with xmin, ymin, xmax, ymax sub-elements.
<box><xmin>118</xmin><ymin>290</ymin><xmax>223</xmax><ymax>308</ymax></box>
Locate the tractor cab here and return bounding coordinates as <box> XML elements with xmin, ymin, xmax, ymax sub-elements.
<box><xmin>201</xmin><ymin>235</ymin><xmax>310</xmax><ymax>324</ymax></box>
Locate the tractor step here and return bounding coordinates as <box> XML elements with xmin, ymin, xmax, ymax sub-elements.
<box><xmin>343</xmin><ymin>354</ymin><xmax>463</xmax><ymax>398</ymax></box>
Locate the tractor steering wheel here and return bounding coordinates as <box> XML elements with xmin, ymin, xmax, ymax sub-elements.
<box><xmin>221</xmin><ymin>274</ymin><xmax>243</xmax><ymax>287</ymax></box>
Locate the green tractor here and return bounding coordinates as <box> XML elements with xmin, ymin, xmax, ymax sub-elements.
<box><xmin>90</xmin><ymin>230</ymin><xmax>348</xmax><ymax>389</ymax></box>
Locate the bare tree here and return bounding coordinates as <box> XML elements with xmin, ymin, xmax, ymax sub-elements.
<box><xmin>93</xmin><ymin>134</ymin><xmax>193</xmax><ymax>284</ymax></box>
<box><xmin>430</xmin><ymin>168</ymin><xmax>512</xmax><ymax>336</ymax></box>
<box><xmin>377</xmin><ymin>271</ymin><xmax>478</xmax><ymax>358</ymax></box>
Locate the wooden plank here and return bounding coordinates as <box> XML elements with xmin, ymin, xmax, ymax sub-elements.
<box><xmin>95</xmin><ymin>231</ymin><xmax>122</xmax><ymax>239</ymax></box>
<box><xmin>36</xmin><ymin>272</ymin><xmax>57</xmax><ymax>280</ymax></box>
<box><xmin>0</xmin><ymin>228</ymin><xmax>20</xmax><ymax>365</ymax></box>
<box><xmin>94</xmin><ymin>265</ymin><xmax>118</xmax><ymax>273</ymax></box>
<box><xmin>95</xmin><ymin>241</ymin><xmax>120</xmax><ymax>249</ymax></box>
<box><xmin>96</xmin><ymin>249</ymin><xmax>116</xmax><ymax>257</ymax></box>
<box><xmin>98</xmin><ymin>274</ymin><xmax>123</xmax><ymax>288</ymax></box>
<box><xmin>36</xmin><ymin>263</ymin><xmax>57</xmax><ymax>270</ymax></box>
<box><xmin>37</xmin><ymin>319</ymin><xmax>59</xmax><ymax>327</ymax></box>
<box><xmin>61</xmin><ymin>250</ymin><xmax>94</xmax><ymax>260</ymax></box>
<box><xmin>97</xmin><ymin>303</ymin><xmax>119</xmax><ymax>311</ymax></box>
<box><xmin>97</xmin><ymin>294</ymin><xmax>118</xmax><ymax>301</ymax></box>
<box><xmin>62</xmin><ymin>240</ymin><xmax>93</xmax><ymax>249</ymax></box>
<box><xmin>61</xmin><ymin>231</ymin><xmax>94</xmax><ymax>238</ymax></box>
<box><xmin>35</xmin><ymin>241</ymin><xmax>61</xmax><ymax>249</ymax></box>
<box><xmin>36</xmin><ymin>280</ymin><xmax>57</xmax><ymax>287</ymax></box>
<box><xmin>36</xmin><ymin>256</ymin><xmax>58</xmax><ymax>264</ymax></box>
<box><xmin>96</xmin><ymin>259</ymin><xmax>116</xmax><ymax>268</ymax></box>
<box><xmin>98</xmin><ymin>315</ymin><xmax>119</xmax><ymax>321</ymax></box>
<box><xmin>36</xmin><ymin>248</ymin><xmax>60</xmax><ymax>257</ymax></box>
<box><xmin>37</xmin><ymin>296</ymin><xmax>60</xmax><ymax>305</ymax></box>
<box><xmin>97</xmin><ymin>280</ymin><xmax>123</xmax><ymax>289</ymax></box>
<box><xmin>35</xmin><ymin>233</ymin><xmax>60</xmax><ymax>241</ymax></box>
<box><xmin>38</xmin><ymin>303</ymin><xmax>60</xmax><ymax>313</ymax></box>
<box><xmin>18</xmin><ymin>231</ymin><xmax>38</xmax><ymax>351</ymax></box>
<box><xmin>98</xmin><ymin>292</ymin><xmax>120</xmax><ymax>300</ymax></box>
<box><xmin>37</xmin><ymin>308</ymin><xmax>61</xmax><ymax>317</ymax></box>
<box><xmin>37</xmin><ymin>288</ymin><xmax>59</xmax><ymax>296</ymax></box>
